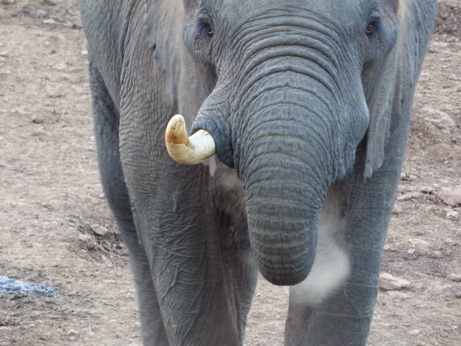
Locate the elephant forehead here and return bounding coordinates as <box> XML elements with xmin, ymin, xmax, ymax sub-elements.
<box><xmin>218</xmin><ymin>0</ymin><xmax>373</xmax><ymax>19</ymax></box>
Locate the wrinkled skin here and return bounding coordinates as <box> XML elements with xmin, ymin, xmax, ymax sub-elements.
<box><xmin>79</xmin><ymin>0</ymin><xmax>437</xmax><ymax>345</ymax></box>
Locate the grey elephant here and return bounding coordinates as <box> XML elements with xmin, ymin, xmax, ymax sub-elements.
<box><xmin>79</xmin><ymin>0</ymin><xmax>437</xmax><ymax>345</ymax></box>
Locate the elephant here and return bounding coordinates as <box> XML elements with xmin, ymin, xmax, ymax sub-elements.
<box><xmin>79</xmin><ymin>0</ymin><xmax>437</xmax><ymax>345</ymax></box>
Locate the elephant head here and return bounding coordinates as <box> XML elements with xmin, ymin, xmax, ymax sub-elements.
<box><xmin>153</xmin><ymin>0</ymin><xmax>432</xmax><ymax>285</ymax></box>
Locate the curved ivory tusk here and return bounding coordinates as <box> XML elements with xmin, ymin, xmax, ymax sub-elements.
<box><xmin>165</xmin><ymin>114</ymin><xmax>216</xmax><ymax>164</ymax></box>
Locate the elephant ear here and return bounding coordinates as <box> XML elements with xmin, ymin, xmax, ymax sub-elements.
<box><xmin>364</xmin><ymin>0</ymin><xmax>437</xmax><ymax>178</ymax></box>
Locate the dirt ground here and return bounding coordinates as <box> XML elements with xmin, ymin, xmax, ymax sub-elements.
<box><xmin>0</xmin><ymin>1</ymin><xmax>459</xmax><ymax>345</ymax></box>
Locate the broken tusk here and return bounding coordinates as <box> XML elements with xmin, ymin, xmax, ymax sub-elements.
<box><xmin>165</xmin><ymin>114</ymin><xmax>216</xmax><ymax>164</ymax></box>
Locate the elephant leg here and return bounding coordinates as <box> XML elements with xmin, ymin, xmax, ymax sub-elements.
<box><xmin>121</xmin><ymin>222</ymin><xmax>169</xmax><ymax>345</ymax></box>
<box><xmin>286</xmin><ymin>280</ymin><xmax>377</xmax><ymax>346</ymax></box>
<box><xmin>213</xmin><ymin>166</ymin><xmax>259</xmax><ymax>338</ymax></box>
<box><xmin>88</xmin><ymin>60</ymin><xmax>168</xmax><ymax>345</ymax></box>
<box><xmin>284</xmin><ymin>175</ymin><xmax>397</xmax><ymax>346</ymax></box>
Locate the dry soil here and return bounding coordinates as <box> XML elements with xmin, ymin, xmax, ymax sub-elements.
<box><xmin>0</xmin><ymin>1</ymin><xmax>460</xmax><ymax>345</ymax></box>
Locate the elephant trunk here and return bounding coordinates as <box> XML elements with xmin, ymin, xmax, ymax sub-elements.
<box><xmin>237</xmin><ymin>91</ymin><xmax>338</xmax><ymax>285</ymax></box>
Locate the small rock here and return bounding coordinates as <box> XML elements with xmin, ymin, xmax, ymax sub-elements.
<box><xmin>31</xmin><ymin>130</ymin><xmax>48</xmax><ymax>137</ymax></box>
<box><xmin>447</xmin><ymin>274</ymin><xmax>461</xmax><ymax>282</ymax></box>
<box><xmin>429</xmin><ymin>250</ymin><xmax>442</xmax><ymax>259</ymax></box>
<box><xmin>67</xmin><ymin>329</ymin><xmax>79</xmax><ymax>341</ymax></box>
<box><xmin>445</xmin><ymin>210</ymin><xmax>459</xmax><ymax>221</ymax></box>
<box><xmin>51</xmin><ymin>62</ymin><xmax>67</xmax><ymax>71</ymax></box>
<box><xmin>397</xmin><ymin>193</ymin><xmax>416</xmax><ymax>202</ymax></box>
<box><xmin>408</xmin><ymin>238</ymin><xmax>430</xmax><ymax>250</ymax></box>
<box><xmin>420</xmin><ymin>186</ymin><xmax>435</xmax><ymax>194</ymax></box>
<box><xmin>43</xmin><ymin>19</ymin><xmax>58</xmax><ymax>25</ymax></box>
<box><xmin>438</xmin><ymin>187</ymin><xmax>461</xmax><ymax>207</ymax></box>
<box><xmin>67</xmin><ymin>329</ymin><xmax>79</xmax><ymax>336</ymax></box>
<box><xmin>91</xmin><ymin>224</ymin><xmax>109</xmax><ymax>236</ymax></box>
<box><xmin>388</xmin><ymin>291</ymin><xmax>410</xmax><ymax>300</ymax></box>
<box><xmin>422</xmin><ymin>107</ymin><xmax>456</xmax><ymax>132</ymax></box>
<box><xmin>401</xmin><ymin>173</ymin><xmax>418</xmax><ymax>181</ymax></box>
<box><xmin>408</xmin><ymin>329</ymin><xmax>420</xmax><ymax>336</ymax></box>
<box><xmin>31</xmin><ymin>117</ymin><xmax>45</xmax><ymax>124</ymax></box>
<box><xmin>1</xmin><ymin>0</ymin><xmax>16</xmax><ymax>4</ymax></box>
<box><xmin>444</xmin><ymin>237</ymin><xmax>459</xmax><ymax>246</ymax></box>
<box><xmin>392</xmin><ymin>204</ymin><xmax>403</xmax><ymax>215</ymax></box>
<box><xmin>379</xmin><ymin>273</ymin><xmax>411</xmax><ymax>291</ymax></box>
<box><xmin>455</xmin><ymin>292</ymin><xmax>461</xmax><ymax>299</ymax></box>
<box><xmin>78</xmin><ymin>234</ymin><xmax>93</xmax><ymax>242</ymax></box>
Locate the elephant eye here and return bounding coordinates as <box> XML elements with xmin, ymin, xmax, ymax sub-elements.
<box><xmin>366</xmin><ymin>19</ymin><xmax>380</xmax><ymax>37</ymax></box>
<box><xmin>196</xmin><ymin>20</ymin><xmax>214</xmax><ymax>39</ymax></box>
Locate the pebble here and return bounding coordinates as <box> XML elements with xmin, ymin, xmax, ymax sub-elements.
<box><xmin>421</xmin><ymin>107</ymin><xmax>456</xmax><ymax>132</ymax></box>
<box><xmin>41</xmin><ymin>0</ymin><xmax>58</xmax><ymax>5</ymax></box>
<box><xmin>420</xmin><ymin>186</ymin><xmax>436</xmax><ymax>194</ymax></box>
<box><xmin>388</xmin><ymin>291</ymin><xmax>410</xmax><ymax>300</ymax></box>
<box><xmin>397</xmin><ymin>193</ymin><xmax>417</xmax><ymax>202</ymax></box>
<box><xmin>400</xmin><ymin>173</ymin><xmax>418</xmax><ymax>181</ymax></box>
<box><xmin>447</xmin><ymin>274</ymin><xmax>461</xmax><ymax>282</ymax></box>
<box><xmin>78</xmin><ymin>233</ymin><xmax>93</xmax><ymax>242</ymax></box>
<box><xmin>438</xmin><ymin>187</ymin><xmax>461</xmax><ymax>207</ymax></box>
<box><xmin>379</xmin><ymin>273</ymin><xmax>411</xmax><ymax>291</ymax></box>
<box><xmin>67</xmin><ymin>329</ymin><xmax>79</xmax><ymax>341</ymax></box>
<box><xmin>90</xmin><ymin>224</ymin><xmax>109</xmax><ymax>236</ymax></box>
<box><xmin>43</xmin><ymin>19</ymin><xmax>58</xmax><ymax>25</ymax></box>
<box><xmin>51</xmin><ymin>62</ymin><xmax>67</xmax><ymax>71</ymax></box>
<box><xmin>408</xmin><ymin>238</ymin><xmax>430</xmax><ymax>250</ymax></box>
<box><xmin>445</xmin><ymin>210</ymin><xmax>459</xmax><ymax>221</ymax></box>
<box><xmin>392</xmin><ymin>204</ymin><xmax>403</xmax><ymax>215</ymax></box>
<box><xmin>31</xmin><ymin>117</ymin><xmax>45</xmax><ymax>124</ymax></box>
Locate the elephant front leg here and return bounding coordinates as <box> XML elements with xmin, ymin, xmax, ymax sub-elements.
<box><xmin>285</xmin><ymin>278</ymin><xmax>378</xmax><ymax>346</ymax></box>
<box><xmin>130</xmin><ymin>164</ymin><xmax>258</xmax><ymax>345</ymax></box>
<box><xmin>284</xmin><ymin>244</ymin><xmax>380</xmax><ymax>346</ymax></box>
<box><xmin>123</xmin><ymin>227</ymin><xmax>169</xmax><ymax>346</ymax></box>
<box><xmin>284</xmin><ymin>180</ymin><xmax>392</xmax><ymax>345</ymax></box>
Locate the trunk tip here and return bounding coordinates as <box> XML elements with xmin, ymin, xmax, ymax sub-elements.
<box><xmin>260</xmin><ymin>266</ymin><xmax>310</xmax><ymax>286</ymax></box>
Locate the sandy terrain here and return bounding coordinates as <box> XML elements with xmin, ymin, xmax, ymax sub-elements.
<box><xmin>0</xmin><ymin>1</ymin><xmax>460</xmax><ymax>345</ymax></box>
